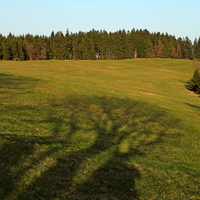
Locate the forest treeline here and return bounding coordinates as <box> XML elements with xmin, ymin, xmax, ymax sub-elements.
<box><xmin>0</xmin><ymin>29</ymin><xmax>200</xmax><ymax>61</ymax></box>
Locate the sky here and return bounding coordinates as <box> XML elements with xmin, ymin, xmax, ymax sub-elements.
<box><xmin>1</xmin><ymin>0</ymin><xmax>200</xmax><ymax>42</ymax></box>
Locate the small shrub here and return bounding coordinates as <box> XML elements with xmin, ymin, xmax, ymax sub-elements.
<box><xmin>187</xmin><ymin>69</ymin><xmax>200</xmax><ymax>94</ymax></box>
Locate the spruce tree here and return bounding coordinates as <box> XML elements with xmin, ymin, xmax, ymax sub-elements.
<box><xmin>0</xmin><ymin>34</ymin><xmax>3</xmax><ymax>59</ymax></box>
<box><xmin>193</xmin><ymin>38</ymin><xmax>198</xmax><ymax>59</ymax></box>
<box><xmin>188</xmin><ymin>69</ymin><xmax>200</xmax><ymax>94</ymax></box>
<box><xmin>196</xmin><ymin>37</ymin><xmax>200</xmax><ymax>59</ymax></box>
<box><xmin>2</xmin><ymin>40</ymin><xmax>11</xmax><ymax>60</ymax></box>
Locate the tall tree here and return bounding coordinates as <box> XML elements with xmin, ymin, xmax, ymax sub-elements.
<box><xmin>154</xmin><ymin>39</ymin><xmax>164</xmax><ymax>58</ymax></box>
<box><xmin>71</xmin><ymin>33</ymin><xmax>79</xmax><ymax>60</ymax></box>
<box><xmin>177</xmin><ymin>43</ymin><xmax>182</xmax><ymax>59</ymax></box>
<box><xmin>0</xmin><ymin>34</ymin><xmax>4</xmax><ymax>60</ymax></box>
<box><xmin>195</xmin><ymin>37</ymin><xmax>200</xmax><ymax>59</ymax></box>
<box><xmin>147</xmin><ymin>40</ymin><xmax>155</xmax><ymax>58</ymax></box>
<box><xmin>2</xmin><ymin>39</ymin><xmax>11</xmax><ymax>60</ymax></box>
<box><xmin>121</xmin><ymin>29</ymin><xmax>131</xmax><ymax>59</ymax></box>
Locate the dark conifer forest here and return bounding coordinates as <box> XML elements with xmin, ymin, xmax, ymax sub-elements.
<box><xmin>0</xmin><ymin>29</ymin><xmax>200</xmax><ymax>61</ymax></box>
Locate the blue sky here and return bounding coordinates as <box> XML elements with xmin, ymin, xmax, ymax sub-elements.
<box><xmin>1</xmin><ymin>0</ymin><xmax>199</xmax><ymax>42</ymax></box>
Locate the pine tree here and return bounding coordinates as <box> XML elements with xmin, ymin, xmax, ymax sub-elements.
<box><xmin>71</xmin><ymin>34</ymin><xmax>79</xmax><ymax>60</ymax></box>
<box><xmin>114</xmin><ymin>30</ymin><xmax>123</xmax><ymax>59</ymax></box>
<box><xmin>18</xmin><ymin>42</ymin><xmax>25</xmax><ymax>61</ymax></box>
<box><xmin>89</xmin><ymin>39</ymin><xmax>96</xmax><ymax>60</ymax></box>
<box><xmin>0</xmin><ymin>34</ymin><xmax>3</xmax><ymax>60</ymax></box>
<box><xmin>195</xmin><ymin>37</ymin><xmax>200</xmax><ymax>59</ymax></box>
<box><xmin>130</xmin><ymin>29</ymin><xmax>136</xmax><ymax>58</ymax></box>
<box><xmin>193</xmin><ymin>38</ymin><xmax>198</xmax><ymax>59</ymax></box>
<box><xmin>177</xmin><ymin>43</ymin><xmax>182</xmax><ymax>59</ymax></box>
<box><xmin>154</xmin><ymin>39</ymin><xmax>164</xmax><ymax>58</ymax></box>
<box><xmin>2</xmin><ymin>39</ymin><xmax>11</xmax><ymax>60</ymax></box>
<box><xmin>188</xmin><ymin>69</ymin><xmax>200</xmax><ymax>93</ymax></box>
<box><xmin>182</xmin><ymin>37</ymin><xmax>193</xmax><ymax>59</ymax></box>
<box><xmin>64</xmin><ymin>29</ymin><xmax>71</xmax><ymax>60</ymax></box>
<box><xmin>121</xmin><ymin>29</ymin><xmax>131</xmax><ymax>59</ymax></box>
<box><xmin>147</xmin><ymin>40</ymin><xmax>155</xmax><ymax>58</ymax></box>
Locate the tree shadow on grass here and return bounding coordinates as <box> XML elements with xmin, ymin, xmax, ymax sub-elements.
<box><xmin>185</xmin><ymin>102</ymin><xmax>200</xmax><ymax>111</ymax></box>
<box><xmin>0</xmin><ymin>73</ymin><xmax>182</xmax><ymax>200</ymax></box>
<box><xmin>0</xmin><ymin>73</ymin><xmax>41</xmax><ymax>96</ymax></box>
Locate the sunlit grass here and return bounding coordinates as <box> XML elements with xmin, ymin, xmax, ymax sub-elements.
<box><xmin>0</xmin><ymin>59</ymin><xmax>200</xmax><ymax>199</ymax></box>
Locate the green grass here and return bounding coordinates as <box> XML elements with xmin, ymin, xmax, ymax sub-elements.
<box><xmin>0</xmin><ymin>59</ymin><xmax>200</xmax><ymax>199</ymax></box>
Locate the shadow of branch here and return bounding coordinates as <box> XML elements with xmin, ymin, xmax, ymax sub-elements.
<box><xmin>0</xmin><ymin>75</ymin><xmax>181</xmax><ymax>199</ymax></box>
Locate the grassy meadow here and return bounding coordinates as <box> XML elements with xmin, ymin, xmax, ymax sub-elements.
<box><xmin>0</xmin><ymin>59</ymin><xmax>200</xmax><ymax>199</ymax></box>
